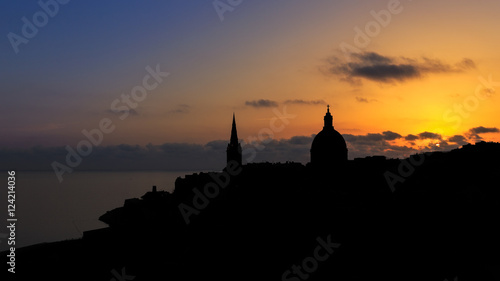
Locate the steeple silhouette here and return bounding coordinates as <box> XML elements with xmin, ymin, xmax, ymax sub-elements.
<box><xmin>227</xmin><ymin>113</ymin><xmax>242</xmax><ymax>166</ymax></box>
<box><xmin>324</xmin><ymin>104</ymin><xmax>333</xmax><ymax>129</ymax></box>
<box><xmin>230</xmin><ymin>113</ymin><xmax>238</xmax><ymax>144</ymax></box>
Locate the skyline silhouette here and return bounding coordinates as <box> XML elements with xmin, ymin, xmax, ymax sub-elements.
<box><xmin>3</xmin><ymin>106</ymin><xmax>500</xmax><ymax>280</ymax></box>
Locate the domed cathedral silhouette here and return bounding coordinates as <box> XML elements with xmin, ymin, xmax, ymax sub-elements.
<box><xmin>226</xmin><ymin>113</ymin><xmax>242</xmax><ymax>167</ymax></box>
<box><xmin>225</xmin><ymin>108</ymin><xmax>348</xmax><ymax>171</ymax></box>
<box><xmin>310</xmin><ymin>105</ymin><xmax>348</xmax><ymax>170</ymax></box>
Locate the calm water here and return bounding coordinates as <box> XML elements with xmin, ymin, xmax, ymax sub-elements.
<box><xmin>0</xmin><ymin>171</ymin><xmax>196</xmax><ymax>252</ymax></box>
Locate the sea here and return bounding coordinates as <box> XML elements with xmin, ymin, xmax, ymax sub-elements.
<box><xmin>0</xmin><ymin>171</ymin><xmax>198</xmax><ymax>252</ymax></box>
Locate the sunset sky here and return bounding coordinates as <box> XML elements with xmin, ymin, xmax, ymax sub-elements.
<box><xmin>2</xmin><ymin>0</ymin><xmax>499</xmax><ymax>170</ymax></box>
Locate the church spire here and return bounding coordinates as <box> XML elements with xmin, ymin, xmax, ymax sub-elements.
<box><xmin>227</xmin><ymin>113</ymin><xmax>242</xmax><ymax>167</ymax></box>
<box><xmin>230</xmin><ymin>113</ymin><xmax>238</xmax><ymax>145</ymax></box>
<box><xmin>324</xmin><ymin>105</ymin><xmax>333</xmax><ymax>129</ymax></box>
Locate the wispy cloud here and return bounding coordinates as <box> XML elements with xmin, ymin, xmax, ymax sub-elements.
<box><xmin>284</xmin><ymin>99</ymin><xmax>326</xmax><ymax>105</ymax></box>
<box><xmin>107</xmin><ymin>108</ymin><xmax>139</xmax><ymax>116</ymax></box>
<box><xmin>168</xmin><ymin>104</ymin><xmax>190</xmax><ymax>114</ymax></box>
<box><xmin>245</xmin><ymin>99</ymin><xmax>279</xmax><ymax>108</ymax></box>
<box><xmin>355</xmin><ymin>97</ymin><xmax>378</xmax><ymax>103</ymax></box>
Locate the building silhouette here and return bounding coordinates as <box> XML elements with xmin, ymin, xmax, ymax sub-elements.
<box><xmin>310</xmin><ymin>105</ymin><xmax>348</xmax><ymax>169</ymax></box>
<box><xmin>226</xmin><ymin>113</ymin><xmax>242</xmax><ymax>166</ymax></box>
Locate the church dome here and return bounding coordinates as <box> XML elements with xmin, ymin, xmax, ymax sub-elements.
<box><xmin>310</xmin><ymin>106</ymin><xmax>348</xmax><ymax>168</ymax></box>
<box><xmin>311</xmin><ymin>127</ymin><xmax>347</xmax><ymax>153</ymax></box>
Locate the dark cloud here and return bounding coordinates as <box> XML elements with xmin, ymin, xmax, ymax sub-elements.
<box><xmin>359</xmin><ymin>52</ymin><xmax>392</xmax><ymax>64</ymax></box>
<box><xmin>344</xmin><ymin>131</ymin><xmax>402</xmax><ymax>144</ymax></box>
<box><xmin>342</xmin><ymin>131</ymin><xmax>419</xmax><ymax>159</ymax></box>
<box><xmin>344</xmin><ymin>135</ymin><xmax>417</xmax><ymax>159</ymax></box>
<box><xmin>466</xmin><ymin>126</ymin><xmax>499</xmax><ymax>140</ymax></box>
<box><xmin>448</xmin><ymin>135</ymin><xmax>468</xmax><ymax>145</ymax></box>
<box><xmin>287</xmin><ymin>135</ymin><xmax>314</xmax><ymax>145</ymax></box>
<box><xmin>352</xmin><ymin>63</ymin><xmax>418</xmax><ymax>82</ymax></box>
<box><xmin>117</xmin><ymin>144</ymin><xmax>142</xmax><ymax>152</ymax></box>
<box><xmin>468</xmin><ymin>126</ymin><xmax>499</xmax><ymax>134</ymax></box>
<box><xmin>283</xmin><ymin>99</ymin><xmax>326</xmax><ymax>105</ymax></box>
<box><xmin>344</xmin><ymin>133</ymin><xmax>383</xmax><ymax>143</ymax></box>
<box><xmin>424</xmin><ymin>140</ymin><xmax>458</xmax><ymax>151</ymax></box>
<box><xmin>325</xmin><ymin>52</ymin><xmax>476</xmax><ymax>84</ymax></box>
<box><xmin>418</xmin><ymin>132</ymin><xmax>442</xmax><ymax>140</ymax></box>
<box><xmin>245</xmin><ymin>99</ymin><xmax>279</xmax><ymax>108</ymax></box>
<box><xmin>205</xmin><ymin>140</ymin><xmax>227</xmax><ymax>150</ymax></box>
<box><xmin>241</xmin><ymin>135</ymin><xmax>315</xmax><ymax>164</ymax></box>
<box><xmin>405</xmin><ymin>134</ymin><xmax>419</xmax><ymax>141</ymax></box>
<box><xmin>382</xmin><ymin>131</ymin><xmax>402</xmax><ymax>141</ymax></box>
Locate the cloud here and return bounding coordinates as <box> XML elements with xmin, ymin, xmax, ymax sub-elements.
<box><xmin>418</xmin><ymin>132</ymin><xmax>442</xmax><ymax>140</ymax></box>
<box><xmin>168</xmin><ymin>104</ymin><xmax>190</xmax><ymax>114</ymax></box>
<box><xmin>468</xmin><ymin>126</ymin><xmax>499</xmax><ymax>134</ymax></box>
<box><xmin>344</xmin><ymin>130</ymin><xmax>402</xmax><ymax>144</ymax></box>
<box><xmin>382</xmin><ymin>131</ymin><xmax>402</xmax><ymax>141</ymax></box>
<box><xmin>447</xmin><ymin>135</ymin><xmax>468</xmax><ymax>145</ymax></box>
<box><xmin>355</xmin><ymin>97</ymin><xmax>378</xmax><ymax>103</ymax></box>
<box><xmin>205</xmin><ymin>140</ymin><xmax>227</xmax><ymax>150</ymax></box>
<box><xmin>245</xmin><ymin>99</ymin><xmax>279</xmax><ymax>108</ymax></box>
<box><xmin>405</xmin><ymin>134</ymin><xmax>419</xmax><ymax>141</ymax></box>
<box><xmin>325</xmin><ymin>52</ymin><xmax>476</xmax><ymax>84</ymax></box>
<box><xmin>455</xmin><ymin>58</ymin><xmax>476</xmax><ymax>70</ymax></box>
<box><xmin>343</xmin><ymin>133</ymin><xmax>416</xmax><ymax>159</ymax></box>
<box><xmin>288</xmin><ymin>135</ymin><xmax>314</xmax><ymax>145</ymax></box>
<box><xmin>352</xmin><ymin>63</ymin><xmax>418</xmax><ymax>82</ymax></box>
<box><xmin>107</xmin><ymin>108</ymin><xmax>139</xmax><ymax>116</ymax></box>
<box><xmin>283</xmin><ymin>99</ymin><xmax>326</xmax><ymax>105</ymax></box>
<box><xmin>466</xmin><ymin>126</ymin><xmax>499</xmax><ymax>140</ymax></box>
<box><xmin>344</xmin><ymin>133</ymin><xmax>383</xmax><ymax>143</ymax></box>
<box><xmin>116</xmin><ymin>144</ymin><xmax>142</xmax><ymax>152</ymax></box>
